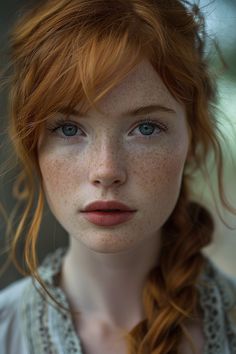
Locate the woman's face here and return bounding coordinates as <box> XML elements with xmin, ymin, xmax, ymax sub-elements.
<box><xmin>37</xmin><ymin>59</ymin><xmax>190</xmax><ymax>253</ymax></box>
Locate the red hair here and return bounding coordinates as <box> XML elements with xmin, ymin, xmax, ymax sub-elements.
<box><xmin>0</xmin><ymin>0</ymin><xmax>235</xmax><ymax>353</ymax></box>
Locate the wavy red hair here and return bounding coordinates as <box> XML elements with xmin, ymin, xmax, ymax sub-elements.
<box><xmin>0</xmin><ymin>0</ymin><xmax>235</xmax><ymax>353</ymax></box>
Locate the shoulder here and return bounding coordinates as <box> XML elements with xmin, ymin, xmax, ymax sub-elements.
<box><xmin>207</xmin><ymin>259</ymin><xmax>236</xmax><ymax>329</ymax></box>
<box><xmin>0</xmin><ymin>277</ymin><xmax>31</xmax><ymax>354</ymax></box>
<box><xmin>0</xmin><ymin>276</ymin><xmax>30</xmax><ymax>308</ymax></box>
<box><xmin>199</xmin><ymin>257</ymin><xmax>236</xmax><ymax>353</ymax></box>
<box><xmin>202</xmin><ymin>257</ymin><xmax>236</xmax><ymax>309</ymax></box>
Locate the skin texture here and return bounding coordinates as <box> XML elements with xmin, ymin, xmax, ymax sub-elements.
<box><xmin>37</xmin><ymin>59</ymin><xmax>200</xmax><ymax>351</ymax></box>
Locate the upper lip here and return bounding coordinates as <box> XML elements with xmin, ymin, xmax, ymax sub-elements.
<box><xmin>81</xmin><ymin>200</ymin><xmax>136</xmax><ymax>212</ymax></box>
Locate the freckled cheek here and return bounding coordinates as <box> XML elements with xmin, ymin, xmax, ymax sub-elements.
<box><xmin>132</xmin><ymin>148</ymin><xmax>187</xmax><ymax>192</ymax></box>
<box><xmin>133</xmin><ymin>150</ymin><xmax>187</xmax><ymax>223</ymax></box>
<box><xmin>38</xmin><ymin>155</ymin><xmax>80</xmax><ymax>200</ymax></box>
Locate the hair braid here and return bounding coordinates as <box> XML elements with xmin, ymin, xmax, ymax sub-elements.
<box><xmin>124</xmin><ymin>178</ymin><xmax>214</xmax><ymax>353</ymax></box>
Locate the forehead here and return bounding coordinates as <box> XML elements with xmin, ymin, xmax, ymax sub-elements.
<box><xmin>74</xmin><ymin>59</ymin><xmax>185</xmax><ymax>119</ymax></box>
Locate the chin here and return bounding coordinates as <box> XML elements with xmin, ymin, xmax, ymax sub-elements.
<box><xmin>79</xmin><ymin>233</ymin><xmax>136</xmax><ymax>254</ymax></box>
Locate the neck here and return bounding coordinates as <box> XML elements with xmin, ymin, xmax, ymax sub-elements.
<box><xmin>59</xmin><ymin>232</ymin><xmax>161</xmax><ymax>331</ymax></box>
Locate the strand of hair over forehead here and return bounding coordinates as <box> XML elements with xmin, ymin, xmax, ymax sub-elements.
<box><xmin>1</xmin><ymin>0</ymin><xmax>235</xmax><ymax>353</ymax></box>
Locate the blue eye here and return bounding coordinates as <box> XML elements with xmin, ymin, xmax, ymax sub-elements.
<box><xmin>132</xmin><ymin>120</ymin><xmax>167</xmax><ymax>137</ymax></box>
<box><xmin>47</xmin><ymin>118</ymin><xmax>167</xmax><ymax>140</ymax></box>
<box><xmin>47</xmin><ymin>120</ymin><xmax>83</xmax><ymax>139</ymax></box>
<box><xmin>61</xmin><ymin>124</ymin><xmax>78</xmax><ymax>137</ymax></box>
<box><xmin>138</xmin><ymin>122</ymin><xmax>157</xmax><ymax>135</ymax></box>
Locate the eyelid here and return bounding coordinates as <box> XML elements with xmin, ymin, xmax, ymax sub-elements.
<box><xmin>130</xmin><ymin>118</ymin><xmax>168</xmax><ymax>132</ymax></box>
<box><xmin>47</xmin><ymin>118</ymin><xmax>85</xmax><ymax>134</ymax></box>
<box><xmin>50</xmin><ymin>117</ymin><xmax>82</xmax><ymax>128</ymax></box>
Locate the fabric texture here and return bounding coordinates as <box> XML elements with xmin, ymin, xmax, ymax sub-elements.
<box><xmin>0</xmin><ymin>247</ymin><xmax>236</xmax><ymax>354</ymax></box>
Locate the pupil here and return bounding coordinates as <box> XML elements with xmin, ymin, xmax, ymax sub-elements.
<box><xmin>62</xmin><ymin>125</ymin><xmax>77</xmax><ymax>136</ymax></box>
<box><xmin>140</xmin><ymin>123</ymin><xmax>154</xmax><ymax>135</ymax></box>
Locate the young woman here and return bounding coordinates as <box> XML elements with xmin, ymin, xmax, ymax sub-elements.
<box><xmin>0</xmin><ymin>0</ymin><xmax>236</xmax><ymax>353</ymax></box>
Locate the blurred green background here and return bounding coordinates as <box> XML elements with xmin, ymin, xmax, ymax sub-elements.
<box><xmin>0</xmin><ymin>0</ymin><xmax>236</xmax><ymax>289</ymax></box>
<box><xmin>188</xmin><ymin>0</ymin><xmax>236</xmax><ymax>276</ymax></box>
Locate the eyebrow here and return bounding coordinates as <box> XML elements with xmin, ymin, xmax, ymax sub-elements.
<box><xmin>121</xmin><ymin>104</ymin><xmax>176</xmax><ymax>116</ymax></box>
<box><xmin>59</xmin><ymin>104</ymin><xmax>176</xmax><ymax>117</ymax></box>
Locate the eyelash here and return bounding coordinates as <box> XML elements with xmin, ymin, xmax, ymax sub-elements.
<box><xmin>46</xmin><ymin>117</ymin><xmax>168</xmax><ymax>140</ymax></box>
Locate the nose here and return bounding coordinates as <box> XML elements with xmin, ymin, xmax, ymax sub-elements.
<box><xmin>89</xmin><ymin>139</ymin><xmax>127</xmax><ymax>188</ymax></box>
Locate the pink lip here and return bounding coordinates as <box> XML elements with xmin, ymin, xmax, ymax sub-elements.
<box><xmin>82</xmin><ymin>200</ymin><xmax>135</xmax><ymax>212</ymax></box>
<box><xmin>81</xmin><ymin>210</ymin><xmax>136</xmax><ymax>226</ymax></box>
<box><xmin>81</xmin><ymin>200</ymin><xmax>137</xmax><ymax>226</ymax></box>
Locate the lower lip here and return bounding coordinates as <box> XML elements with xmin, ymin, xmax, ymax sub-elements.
<box><xmin>81</xmin><ymin>211</ymin><xmax>136</xmax><ymax>226</ymax></box>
